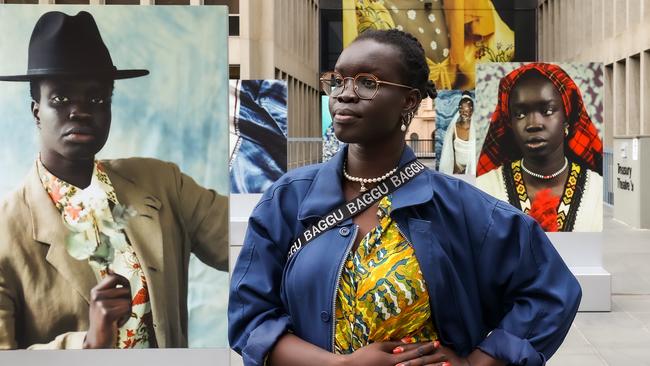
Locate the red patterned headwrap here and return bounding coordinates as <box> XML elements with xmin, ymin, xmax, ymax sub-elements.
<box><xmin>476</xmin><ymin>63</ymin><xmax>603</xmax><ymax>176</ymax></box>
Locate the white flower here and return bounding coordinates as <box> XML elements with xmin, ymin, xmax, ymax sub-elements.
<box><xmin>431</xmin><ymin>41</ymin><xmax>438</xmax><ymax>50</ymax></box>
<box><xmin>418</xmin><ymin>27</ymin><xmax>424</xmax><ymax>33</ymax></box>
<box><xmin>397</xmin><ymin>25</ymin><xmax>404</xmax><ymax>31</ymax></box>
<box><xmin>390</xmin><ymin>5</ymin><xmax>398</xmax><ymax>13</ymax></box>
<box><xmin>428</xmin><ymin>14</ymin><xmax>436</xmax><ymax>23</ymax></box>
<box><xmin>435</xmin><ymin>28</ymin><xmax>441</xmax><ymax>34</ymax></box>
<box><xmin>71</xmin><ymin>183</ymin><xmax>109</xmax><ymax>214</ymax></box>
<box><xmin>407</xmin><ymin>10</ymin><xmax>416</xmax><ymax>20</ymax></box>
<box><xmin>443</xmin><ymin>48</ymin><xmax>449</xmax><ymax>57</ymax></box>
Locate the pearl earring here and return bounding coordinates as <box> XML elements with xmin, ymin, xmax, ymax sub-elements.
<box><xmin>401</xmin><ymin>112</ymin><xmax>414</xmax><ymax>132</ymax></box>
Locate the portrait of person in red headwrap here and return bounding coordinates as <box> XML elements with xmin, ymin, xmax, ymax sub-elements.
<box><xmin>475</xmin><ymin>63</ymin><xmax>604</xmax><ymax>232</ymax></box>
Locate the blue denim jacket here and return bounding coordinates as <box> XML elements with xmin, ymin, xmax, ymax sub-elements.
<box><xmin>228</xmin><ymin>146</ymin><xmax>581</xmax><ymax>366</ymax></box>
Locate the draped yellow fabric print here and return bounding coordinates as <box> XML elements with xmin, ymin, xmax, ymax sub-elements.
<box><xmin>37</xmin><ymin>159</ymin><xmax>156</xmax><ymax>348</ymax></box>
<box><xmin>334</xmin><ymin>196</ymin><xmax>437</xmax><ymax>354</ymax></box>
<box><xmin>343</xmin><ymin>0</ymin><xmax>515</xmax><ymax>90</ymax></box>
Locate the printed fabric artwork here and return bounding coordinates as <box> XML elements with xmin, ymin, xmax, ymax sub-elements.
<box><xmin>334</xmin><ymin>196</ymin><xmax>437</xmax><ymax>353</ymax></box>
<box><xmin>0</xmin><ymin>6</ymin><xmax>231</xmax><ymax>348</ymax></box>
<box><xmin>475</xmin><ymin>62</ymin><xmax>604</xmax><ymax>232</ymax></box>
<box><xmin>230</xmin><ymin>79</ymin><xmax>288</xmax><ymax>194</ymax></box>
<box><xmin>342</xmin><ymin>0</ymin><xmax>515</xmax><ymax>90</ymax></box>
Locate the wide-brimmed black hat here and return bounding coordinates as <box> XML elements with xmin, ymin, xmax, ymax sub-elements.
<box><xmin>0</xmin><ymin>11</ymin><xmax>149</xmax><ymax>81</ymax></box>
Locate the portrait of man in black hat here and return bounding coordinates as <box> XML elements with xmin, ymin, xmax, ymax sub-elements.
<box><xmin>0</xmin><ymin>8</ymin><xmax>230</xmax><ymax>349</ymax></box>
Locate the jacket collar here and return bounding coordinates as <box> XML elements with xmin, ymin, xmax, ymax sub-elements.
<box><xmin>297</xmin><ymin>145</ymin><xmax>433</xmax><ymax>221</ymax></box>
<box><xmin>26</xmin><ymin>163</ymin><xmax>97</xmax><ymax>304</ymax></box>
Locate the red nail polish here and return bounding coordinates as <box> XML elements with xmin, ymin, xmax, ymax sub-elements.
<box><xmin>393</xmin><ymin>346</ymin><xmax>404</xmax><ymax>354</ymax></box>
<box><xmin>442</xmin><ymin>362</ymin><xmax>451</xmax><ymax>366</ymax></box>
<box><xmin>401</xmin><ymin>336</ymin><xmax>412</xmax><ymax>343</ymax></box>
<box><xmin>433</xmin><ymin>340</ymin><xmax>440</xmax><ymax>348</ymax></box>
<box><xmin>396</xmin><ymin>363</ymin><xmax>405</xmax><ymax>366</ymax></box>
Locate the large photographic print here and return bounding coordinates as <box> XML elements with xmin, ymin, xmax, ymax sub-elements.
<box><xmin>0</xmin><ymin>5</ymin><xmax>229</xmax><ymax>348</ymax></box>
<box><xmin>474</xmin><ymin>62</ymin><xmax>604</xmax><ymax>232</ymax></box>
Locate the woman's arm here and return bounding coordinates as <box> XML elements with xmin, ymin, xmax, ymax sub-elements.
<box><xmin>472</xmin><ymin>200</ymin><xmax>581</xmax><ymax>365</ymax></box>
<box><xmin>270</xmin><ymin>333</ymin><xmax>447</xmax><ymax>366</ymax></box>
<box><xmin>229</xmin><ymin>207</ymin><xmax>293</xmax><ymax>365</ymax></box>
<box><xmin>268</xmin><ymin>333</ymin><xmax>345</xmax><ymax>366</ymax></box>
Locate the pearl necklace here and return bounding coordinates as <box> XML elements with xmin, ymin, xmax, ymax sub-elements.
<box><xmin>521</xmin><ymin>157</ymin><xmax>568</xmax><ymax>180</ymax></box>
<box><xmin>343</xmin><ymin>162</ymin><xmax>399</xmax><ymax>192</ymax></box>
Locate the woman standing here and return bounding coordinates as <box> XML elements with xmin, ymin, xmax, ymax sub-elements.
<box><xmin>229</xmin><ymin>31</ymin><xmax>580</xmax><ymax>366</ymax></box>
<box><xmin>476</xmin><ymin>63</ymin><xmax>603</xmax><ymax>232</ymax></box>
<box><xmin>439</xmin><ymin>91</ymin><xmax>476</xmax><ymax>175</ymax></box>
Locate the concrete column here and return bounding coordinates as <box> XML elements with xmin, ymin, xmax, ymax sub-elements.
<box><xmin>642</xmin><ymin>51</ymin><xmax>650</xmax><ymax>135</ymax></box>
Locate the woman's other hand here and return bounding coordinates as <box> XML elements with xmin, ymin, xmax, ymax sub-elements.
<box><xmin>341</xmin><ymin>340</ymin><xmax>444</xmax><ymax>366</ymax></box>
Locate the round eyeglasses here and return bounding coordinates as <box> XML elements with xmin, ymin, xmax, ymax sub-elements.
<box><xmin>320</xmin><ymin>71</ymin><xmax>417</xmax><ymax>100</ymax></box>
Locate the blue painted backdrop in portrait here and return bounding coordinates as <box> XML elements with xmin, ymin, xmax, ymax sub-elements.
<box><xmin>434</xmin><ymin>90</ymin><xmax>475</xmax><ymax>170</ymax></box>
<box><xmin>0</xmin><ymin>5</ymin><xmax>229</xmax><ymax>347</ymax></box>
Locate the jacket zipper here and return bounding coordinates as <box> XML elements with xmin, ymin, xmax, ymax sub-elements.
<box><xmin>394</xmin><ymin>219</ymin><xmax>409</xmax><ymax>244</ymax></box>
<box><xmin>331</xmin><ymin>224</ymin><xmax>359</xmax><ymax>352</ymax></box>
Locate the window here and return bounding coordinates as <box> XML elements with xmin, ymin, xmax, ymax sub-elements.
<box><xmin>229</xmin><ymin>15</ymin><xmax>240</xmax><ymax>36</ymax></box>
<box><xmin>105</xmin><ymin>0</ymin><xmax>139</xmax><ymax>4</ymax></box>
<box><xmin>204</xmin><ymin>0</ymin><xmax>239</xmax><ymax>13</ymax></box>
<box><xmin>155</xmin><ymin>0</ymin><xmax>190</xmax><ymax>5</ymax></box>
<box><xmin>229</xmin><ymin>65</ymin><xmax>241</xmax><ymax>80</ymax></box>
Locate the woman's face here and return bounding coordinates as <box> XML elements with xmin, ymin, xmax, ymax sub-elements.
<box><xmin>459</xmin><ymin>101</ymin><xmax>473</xmax><ymax>123</ymax></box>
<box><xmin>329</xmin><ymin>39</ymin><xmax>417</xmax><ymax>145</ymax></box>
<box><xmin>508</xmin><ymin>74</ymin><xmax>567</xmax><ymax>161</ymax></box>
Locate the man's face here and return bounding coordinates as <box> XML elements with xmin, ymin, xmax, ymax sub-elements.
<box><xmin>33</xmin><ymin>78</ymin><xmax>112</xmax><ymax>165</ymax></box>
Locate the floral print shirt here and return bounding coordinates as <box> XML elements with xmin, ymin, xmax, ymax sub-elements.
<box><xmin>334</xmin><ymin>195</ymin><xmax>437</xmax><ymax>353</ymax></box>
<box><xmin>37</xmin><ymin>159</ymin><xmax>156</xmax><ymax>348</ymax></box>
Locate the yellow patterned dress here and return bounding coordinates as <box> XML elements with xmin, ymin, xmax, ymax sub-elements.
<box><xmin>334</xmin><ymin>195</ymin><xmax>437</xmax><ymax>354</ymax></box>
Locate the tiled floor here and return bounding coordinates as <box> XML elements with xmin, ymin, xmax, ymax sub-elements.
<box><xmin>548</xmin><ymin>205</ymin><xmax>650</xmax><ymax>365</ymax></box>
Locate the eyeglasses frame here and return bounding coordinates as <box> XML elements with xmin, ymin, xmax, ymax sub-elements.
<box><xmin>319</xmin><ymin>71</ymin><xmax>418</xmax><ymax>100</ymax></box>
